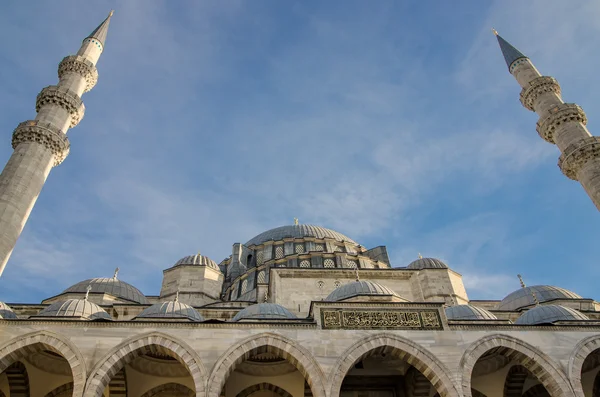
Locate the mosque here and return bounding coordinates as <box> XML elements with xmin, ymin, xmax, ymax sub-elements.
<box><xmin>1</xmin><ymin>10</ymin><xmax>600</xmax><ymax>397</ymax></box>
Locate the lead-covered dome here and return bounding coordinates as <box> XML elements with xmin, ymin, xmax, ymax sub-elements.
<box><xmin>232</xmin><ymin>303</ymin><xmax>297</xmax><ymax>321</ymax></box>
<box><xmin>34</xmin><ymin>299</ymin><xmax>112</xmax><ymax>320</ymax></box>
<box><xmin>445</xmin><ymin>305</ymin><xmax>497</xmax><ymax>320</ymax></box>
<box><xmin>137</xmin><ymin>300</ymin><xmax>204</xmax><ymax>322</ymax></box>
<box><xmin>172</xmin><ymin>253</ymin><xmax>220</xmax><ymax>271</ymax></box>
<box><xmin>515</xmin><ymin>304</ymin><xmax>589</xmax><ymax>325</ymax></box>
<box><xmin>63</xmin><ymin>277</ymin><xmax>148</xmax><ymax>304</ymax></box>
<box><xmin>0</xmin><ymin>302</ymin><xmax>17</xmax><ymax>319</ymax></box>
<box><xmin>326</xmin><ymin>280</ymin><xmax>403</xmax><ymax>302</ymax></box>
<box><xmin>407</xmin><ymin>257</ymin><xmax>448</xmax><ymax>269</ymax></box>
<box><xmin>498</xmin><ymin>285</ymin><xmax>582</xmax><ymax>311</ymax></box>
<box><xmin>245</xmin><ymin>224</ymin><xmax>357</xmax><ymax>246</ymax></box>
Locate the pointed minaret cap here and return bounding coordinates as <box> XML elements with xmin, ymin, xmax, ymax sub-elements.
<box><xmin>85</xmin><ymin>10</ymin><xmax>114</xmax><ymax>48</ymax></box>
<box><xmin>493</xmin><ymin>29</ymin><xmax>528</xmax><ymax>70</ymax></box>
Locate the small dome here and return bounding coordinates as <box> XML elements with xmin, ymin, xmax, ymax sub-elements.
<box><xmin>137</xmin><ymin>301</ymin><xmax>204</xmax><ymax>322</ymax></box>
<box><xmin>445</xmin><ymin>305</ymin><xmax>497</xmax><ymax>320</ymax></box>
<box><xmin>245</xmin><ymin>224</ymin><xmax>357</xmax><ymax>246</ymax></box>
<box><xmin>232</xmin><ymin>303</ymin><xmax>297</xmax><ymax>321</ymax></box>
<box><xmin>63</xmin><ymin>277</ymin><xmax>148</xmax><ymax>304</ymax></box>
<box><xmin>515</xmin><ymin>304</ymin><xmax>589</xmax><ymax>325</ymax></box>
<box><xmin>0</xmin><ymin>302</ymin><xmax>17</xmax><ymax>319</ymax></box>
<box><xmin>172</xmin><ymin>253</ymin><xmax>220</xmax><ymax>271</ymax></box>
<box><xmin>326</xmin><ymin>280</ymin><xmax>402</xmax><ymax>302</ymax></box>
<box><xmin>34</xmin><ymin>299</ymin><xmax>112</xmax><ymax>320</ymax></box>
<box><xmin>407</xmin><ymin>257</ymin><xmax>448</xmax><ymax>270</ymax></box>
<box><xmin>498</xmin><ymin>285</ymin><xmax>582</xmax><ymax>311</ymax></box>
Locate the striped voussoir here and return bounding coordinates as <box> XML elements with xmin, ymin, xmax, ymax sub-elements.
<box><xmin>139</xmin><ymin>383</ymin><xmax>194</xmax><ymax>397</ymax></box>
<box><xmin>328</xmin><ymin>333</ymin><xmax>460</xmax><ymax>397</ymax></box>
<box><xmin>504</xmin><ymin>365</ymin><xmax>530</xmax><ymax>397</ymax></box>
<box><xmin>0</xmin><ymin>331</ymin><xmax>86</xmax><ymax>397</ymax></box>
<box><xmin>523</xmin><ymin>384</ymin><xmax>551</xmax><ymax>397</ymax></box>
<box><xmin>207</xmin><ymin>332</ymin><xmax>327</xmax><ymax>397</ymax></box>
<box><xmin>6</xmin><ymin>362</ymin><xmax>29</xmax><ymax>397</ymax></box>
<box><xmin>108</xmin><ymin>368</ymin><xmax>126</xmax><ymax>397</ymax></box>
<box><xmin>460</xmin><ymin>334</ymin><xmax>574</xmax><ymax>397</ymax></box>
<box><xmin>44</xmin><ymin>382</ymin><xmax>74</xmax><ymax>397</ymax></box>
<box><xmin>568</xmin><ymin>335</ymin><xmax>600</xmax><ymax>397</ymax></box>
<box><xmin>406</xmin><ymin>367</ymin><xmax>434</xmax><ymax>397</ymax></box>
<box><xmin>236</xmin><ymin>383</ymin><xmax>292</xmax><ymax>397</ymax></box>
<box><xmin>83</xmin><ymin>332</ymin><xmax>205</xmax><ymax>397</ymax></box>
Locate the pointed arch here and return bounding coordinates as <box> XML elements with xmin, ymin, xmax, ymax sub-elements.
<box><xmin>460</xmin><ymin>334</ymin><xmax>573</xmax><ymax>397</ymax></box>
<box><xmin>236</xmin><ymin>383</ymin><xmax>293</xmax><ymax>397</ymax></box>
<box><xmin>0</xmin><ymin>331</ymin><xmax>86</xmax><ymax>397</ymax></box>
<box><xmin>84</xmin><ymin>331</ymin><xmax>206</xmax><ymax>397</ymax></box>
<box><xmin>139</xmin><ymin>383</ymin><xmax>194</xmax><ymax>397</ymax></box>
<box><xmin>328</xmin><ymin>333</ymin><xmax>459</xmax><ymax>397</ymax></box>
<box><xmin>6</xmin><ymin>362</ymin><xmax>29</xmax><ymax>397</ymax></box>
<box><xmin>44</xmin><ymin>383</ymin><xmax>74</xmax><ymax>397</ymax></box>
<box><xmin>207</xmin><ymin>332</ymin><xmax>326</xmax><ymax>397</ymax></box>
<box><xmin>568</xmin><ymin>335</ymin><xmax>600</xmax><ymax>397</ymax></box>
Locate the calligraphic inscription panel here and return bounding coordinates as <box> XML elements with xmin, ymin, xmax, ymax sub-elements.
<box><xmin>321</xmin><ymin>309</ymin><xmax>442</xmax><ymax>330</ymax></box>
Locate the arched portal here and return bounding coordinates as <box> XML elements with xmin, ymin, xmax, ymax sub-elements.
<box><xmin>139</xmin><ymin>383</ymin><xmax>195</xmax><ymax>397</ymax></box>
<box><xmin>236</xmin><ymin>383</ymin><xmax>293</xmax><ymax>397</ymax></box>
<box><xmin>84</xmin><ymin>332</ymin><xmax>206</xmax><ymax>397</ymax></box>
<box><xmin>461</xmin><ymin>334</ymin><xmax>573</xmax><ymax>397</ymax></box>
<box><xmin>569</xmin><ymin>335</ymin><xmax>600</xmax><ymax>397</ymax></box>
<box><xmin>207</xmin><ymin>333</ymin><xmax>326</xmax><ymax>397</ymax></box>
<box><xmin>0</xmin><ymin>331</ymin><xmax>85</xmax><ymax>397</ymax></box>
<box><xmin>328</xmin><ymin>333</ymin><xmax>459</xmax><ymax>397</ymax></box>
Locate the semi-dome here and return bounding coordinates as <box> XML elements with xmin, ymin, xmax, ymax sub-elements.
<box><xmin>0</xmin><ymin>302</ymin><xmax>17</xmax><ymax>319</ymax></box>
<box><xmin>515</xmin><ymin>304</ymin><xmax>589</xmax><ymax>325</ymax></box>
<box><xmin>245</xmin><ymin>224</ymin><xmax>357</xmax><ymax>247</ymax></box>
<box><xmin>326</xmin><ymin>280</ymin><xmax>402</xmax><ymax>302</ymax></box>
<box><xmin>172</xmin><ymin>253</ymin><xmax>220</xmax><ymax>271</ymax></box>
<box><xmin>137</xmin><ymin>300</ymin><xmax>204</xmax><ymax>322</ymax></box>
<box><xmin>445</xmin><ymin>305</ymin><xmax>497</xmax><ymax>321</ymax></box>
<box><xmin>407</xmin><ymin>257</ymin><xmax>448</xmax><ymax>269</ymax></box>
<box><xmin>232</xmin><ymin>303</ymin><xmax>297</xmax><ymax>321</ymax></box>
<box><xmin>34</xmin><ymin>299</ymin><xmax>112</xmax><ymax>320</ymax></box>
<box><xmin>63</xmin><ymin>277</ymin><xmax>148</xmax><ymax>304</ymax></box>
<box><xmin>498</xmin><ymin>285</ymin><xmax>582</xmax><ymax>311</ymax></box>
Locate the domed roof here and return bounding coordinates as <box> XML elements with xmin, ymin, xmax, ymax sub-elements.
<box><xmin>34</xmin><ymin>299</ymin><xmax>112</xmax><ymax>320</ymax></box>
<box><xmin>232</xmin><ymin>303</ymin><xmax>297</xmax><ymax>321</ymax></box>
<box><xmin>63</xmin><ymin>276</ymin><xmax>148</xmax><ymax>304</ymax></box>
<box><xmin>498</xmin><ymin>285</ymin><xmax>582</xmax><ymax>311</ymax></box>
<box><xmin>0</xmin><ymin>302</ymin><xmax>17</xmax><ymax>319</ymax></box>
<box><xmin>445</xmin><ymin>305</ymin><xmax>497</xmax><ymax>320</ymax></box>
<box><xmin>137</xmin><ymin>300</ymin><xmax>204</xmax><ymax>322</ymax></box>
<box><xmin>172</xmin><ymin>253</ymin><xmax>220</xmax><ymax>271</ymax></box>
<box><xmin>407</xmin><ymin>257</ymin><xmax>448</xmax><ymax>269</ymax></box>
<box><xmin>515</xmin><ymin>304</ymin><xmax>589</xmax><ymax>325</ymax></box>
<box><xmin>325</xmin><ymin>280</ymin><xmax>402</xmax><ymax>302</ymax></box>
<box><xmin>245</xmin><ymin>224</ymin><xmax>357</xmax><ymax>247</ymax></box>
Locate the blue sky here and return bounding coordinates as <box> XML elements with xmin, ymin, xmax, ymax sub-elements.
<box><xmin>0</xmin><ymin>1</ymin><xmax>598</xmax><ymax>304</ymax></box>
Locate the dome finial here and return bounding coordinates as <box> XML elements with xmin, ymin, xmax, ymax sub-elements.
<box><xmin>109</xmin><ymin>10</ymin><xmax>114</xmax><ymax>18</ymax></box>
<box><xmin>293</xmin><ymin>217</ymin><xmax>299</xmax><ymax>225</ymax></box>
<box><xmin>85</xmin><ymin>284</ymin><xmax>92</xmax><ymax>301</ymax></box>
<box><xmin>418</xmin><ymin>253</ymin><xmax>423</xmax><ymax>259</ymax></box>
<box><xmin>492</xmin><ymin>28</ymin><xmax>499</xmax><ymax>36</ymax></box>
<box><xmin>354</xmin><ymin>265</ymin><xmax>360</xmax><ymax>281</ymax></box>
<box><xmin>264</xmin><ymin>291</ymin><xmax>269</xmax><ymax>303</ymax></box>
<box><xmin>175</xmin><ymin>290</ymin><xmax>180</xmax><ymax>302</ymax></box>
<box><xmin>113</xmin><ymin>267</ymin><xmax>119</xmax><ymax>279</ymax></box>
<box><xmin>517</xmin><ymin>274</ymin><xmax>539</xmax><ymax>306</ymax></box>
<box><xmin>517</xmin><ymin>274</ymin><xmax>526</xmax><ymax>288</ymax></box>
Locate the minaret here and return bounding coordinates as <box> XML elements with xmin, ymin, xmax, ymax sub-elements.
<box><xmin>494</xmin><ymin>30</ymin><xmax>600</xmax><ymax>210</ymax></box>
<box><xmin>0</xmin><ymin>12</ymin><xmax>114</xmax><ymax>276</ymax></box>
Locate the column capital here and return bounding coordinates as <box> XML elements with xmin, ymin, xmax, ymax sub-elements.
<box><xmin>519</xmin><ymin>76</ymin><xmax>561</xmax><ymax>111</ymax></box>
<box><xmin>12</xmin><ymin>121</ymin><xmax>70</xmax><ymax>166</ymax></box>
<box><xmin>558</xmin><ymin>136</ymin><xmax>600</xmax><ymax>180</ymax></box>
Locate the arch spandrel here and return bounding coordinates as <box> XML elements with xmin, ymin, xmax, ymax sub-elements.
<box><xmin>207</xmin><ymin>332</ymin><xmax>326</xmax><ymax>397</ymax></box>
<box><xmin>83</xmin><ymin>331</ymin><xmax>206</xmax><ymax>397</ymax></box>
<box><xmin>328</xmin><ymin>333</ymin><xmax>460</xmax><ymax>397</ymax></box>
<box><xmin>0</xmin><ymin>331</ymin><xmax>86</xmax><ymax>397</ymax></box>
<box><xmin>460</xmin><ymin>334</ymin><xmax>574</xmax><ymax>397</ymax></box>
<box><xmin>568</xmin><ymin>335</ymin><xmax>600</xmax><ymax>397</ymax></box>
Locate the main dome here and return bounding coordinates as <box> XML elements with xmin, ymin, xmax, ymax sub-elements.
<box><xmin>498</xmin><ymin>285</ymin><xmax>582</xmax><ymax>311</ymax></box>
<box><xmin>326</xmin><ymin>280</ymin><xmax>403</xmax><ymax>302</ymax></box>
<box><xmin>245</xmin><ymin>224</ymin><xmax>357</xmax><ymax>247</ymax></box>
<box><xmin>63</xmin><ymin>277</ymin><xmax>148</xmax><ymax>304</ymax></box>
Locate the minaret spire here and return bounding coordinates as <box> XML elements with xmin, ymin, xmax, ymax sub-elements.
<box><xmin>495</xmin><ymin>32</ymin><xmax>600</xmax><ymax>211</ymax></box>
<box><xmin>0</xmin><ymin>12</ymin><xmax>114</xmax><ymax>276</ymax></box>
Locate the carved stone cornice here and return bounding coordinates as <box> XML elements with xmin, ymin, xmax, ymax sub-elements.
<box><xmin>520</xmin><ymin>76</ymin><xmax>561</xmax><ymax>111</ymax></box>
<box><xmin>58</xmin><ymin>55</ymin><xmax>98</xmax><ymax>92</ymax></box>
<box><xmin>36</xmin><ymin>85</ymin><xmax>85</xmax><ymax>127</ymax></box>
<box><xmin>558</xmin><ymin>136</ymin><xmax>600</xmax><ymax>180</ymax></box>
<box><xmin>12</xmin><ymin>121</ymin><xmax>70</xmax><ymax>166</ymax></box>
<box><xmin>536</xmin><ymin>103</ymin><xmax>587</xmax><ymax>144</ymax></box>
